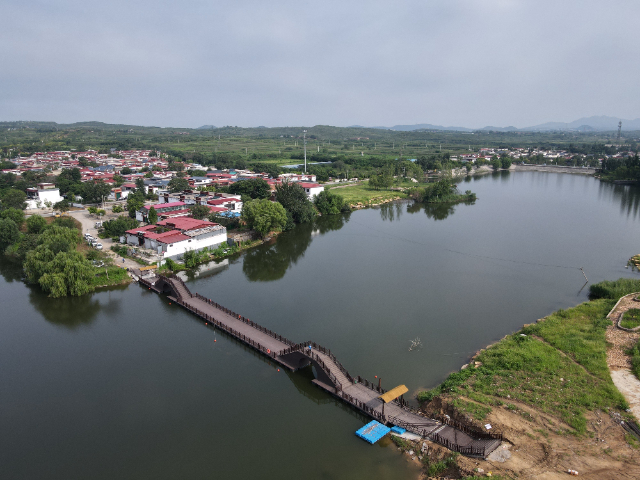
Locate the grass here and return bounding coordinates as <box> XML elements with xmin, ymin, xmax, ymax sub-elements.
<box><xmin>451</xmin><ymin>398</ymin><xmax>492</xmax><ymax>421</ymax></box>
<box><xmin>626</xmin><ymin>433</ymin><xmax>640</xmax><ymax>449</ymax></box>
<box><xmin>418</xmin><ymin>297</ymin><xmax>628</xmax><ymax>434</ymax></box>
<box><xmin>89</xmin><ymin>265</ymin><xmax>130</xmax><ymax>287</ymax></box>
<box><xmin>423</xmin><ymin>452</ymin><xmax>459</xmax><ymax>477</ymax></box>
<box><xmin>327</xmin><ymin>182</ymin><xmax>407</xmax><ymax>205</ymax></box>
<box><xmin>621</xmin><ymin>309</ymin><xmax>640</xmax><ymax>329</ymax></box>
<box><xmin>389</xmin><ymin>435</ymin><xmax>412</xmax><ymax>451</ymax></box>
<box><xmin>629</xmin><ymin>339</ymin><xmax>640</xmax><ymax>380</ymax></box>
<box><xmin>589</xmin><ymin>278</ymin><xmax>640</xmax><ymax>300</ymax></box>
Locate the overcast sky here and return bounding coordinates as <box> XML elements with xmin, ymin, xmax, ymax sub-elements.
<box><xmin>1</xmin><ymin>0</ymin><xmax>639</xmax><ymax>129</ymax></box>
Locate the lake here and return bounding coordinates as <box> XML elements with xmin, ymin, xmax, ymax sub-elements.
<box><xmin>2</xmin><ymin>171</ymin><xmax>640</xmax><ymax>479</ymax></box>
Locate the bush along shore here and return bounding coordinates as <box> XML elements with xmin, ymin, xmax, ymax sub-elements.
<box><xmin>1</xmin><ymin>214</ymin><xmax>131</xmax><ymax>297</ymax></box>
<box><xmin>413</xmin><ymin>278</ymin><xmax>640</xmax><ymax>479</ymax></box>
<box><xmin>409</xmin><ymin>177</ymin><xmax>476</xmax><ymax>204</ymax></box>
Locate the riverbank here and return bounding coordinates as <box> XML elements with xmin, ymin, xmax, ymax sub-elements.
<box><xmin>327</xmin><ymin>182</ymin><xmax>408</xmax><ymax>208</ymax></box>
<box><xmin>415</xmin><ymin>279</ymin><xmax>640</xmax><ymax>479</ymax></box>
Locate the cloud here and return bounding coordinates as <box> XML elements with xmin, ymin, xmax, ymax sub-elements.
<box><xmin>1</xmin><ymin>0</ymin><xmax>639</xmax><ymax>128</ymax></box>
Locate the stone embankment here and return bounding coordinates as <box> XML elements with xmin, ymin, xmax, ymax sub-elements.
<box><xmin>350</xmin><ymin>196</ymin><xmax>404</xmax><ymax>209</ymax></box>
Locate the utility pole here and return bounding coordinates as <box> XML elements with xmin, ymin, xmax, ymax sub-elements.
<box><xmin>618</xmin><ymin>121</ymin><xmax>622</xmax><ymax>144</ymax></box>
<box><xmin>303</xmin><ymin>130</ymin><xmax>307</xmax><ymax>173</ymax></box>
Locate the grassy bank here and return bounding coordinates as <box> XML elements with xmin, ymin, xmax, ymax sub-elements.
<box><xmin>326</xmin><ymin>183</ymin><xmax>407</xmax><ymax>206</ymax></box>
<box><xmin>418</xmin><ymin>282</ymin><xmax>639</xmax><ymax>435</ymax></box>
<box><xmin>90</xmin><ymin>264</ymin><xmax>131</xmax><ymax>288</ymax></box>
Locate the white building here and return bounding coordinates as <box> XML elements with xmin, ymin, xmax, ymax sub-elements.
<box><xmin>298</xmin><ymin>182</ymin><xmax>324</xmax><ymax>199</ymax></box>
<box><xmin>25</xmin><ymin>183</ymin><xmax>64</xmax><ymax>209</ymax></box>
<box><xmin>125</xmin><ymin>217</ymin><xmax>227</xmax><ymax>261</ymax></box>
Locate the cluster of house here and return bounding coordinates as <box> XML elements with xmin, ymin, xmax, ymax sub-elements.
<box><xmin>3</xmin><ymin>149</ymin><xmax>325</xmax><ymax>211</ymax></box>
<box><xmin>124</xmin><ymin>217</ymin><xmax>227</xmax><ymax>260</ymax></box>
<box><xmin>452</xmin><ymin>148</ymin><xmax>635</xmax><ymax>165</ymax></box>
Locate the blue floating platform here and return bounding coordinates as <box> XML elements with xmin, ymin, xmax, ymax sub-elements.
<box><xmin>355</xmin><ymin>420</ymin><xmax>391</xmax><ymax>444</ymax></box>
<box><xmin>390</xmin><ymin>426</ymin><xmax>406</xmax><ymax>435</ymax></box>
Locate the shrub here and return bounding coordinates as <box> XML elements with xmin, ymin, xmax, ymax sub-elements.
<box><xmin>26</xmin><ymin>214</ymin><xmax>47</xmax><ymax>234</ymax></box>
<box><xmin>621</xmin><ymin>309</ymin><xmax>640</xmax><ymax>329</ymax></box>
<box><xmin>589</xmin><ymin>278</ymin><xmax>640</xmax><ymax>300</ymax></box>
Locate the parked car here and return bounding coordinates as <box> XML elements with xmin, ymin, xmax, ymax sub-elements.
<box><xmin>95</xmin><ymin>243</ymin><xmax>103</xmax><ymax>250</ymax></box>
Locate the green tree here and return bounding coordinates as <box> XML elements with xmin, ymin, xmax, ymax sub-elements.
<box><xmin>241</xmin><ymin>199</ymin><xmax>287</xmax><ymax>237</ymax></box>
<box><xmin>229</xmin><ymin>178</ymin><xmax>271</xmax><ymax>199</ymax></box>
<box><xmin>148</xmin><ymin>206</ymin><xmax>158</xmax><ymax>224</ymax></box>
<box><xmin>275</xmin><ymin>181</ymin><xmax>316</xmax><ymax>224</ymax></box>
<box><xmin>82</xmin><ymin>180</ymin><xmax>111</xmax><ymax>204</ymax></box>
<box><xmin>112</xmin><ymin>204</ymin><xmax>124</xmax><ymax>213</ymax></box>
<box><xmin>188</xmin><ymin>204</ymin><xmax>210</xmax><ymax>220</ymax></box>
<box><xmin>501</xmin><ymin>157</ymin><xmax>512</xmax><ymax>169</ymax></box>
<box><xmin>314</xmin><ymin>190</ymin><xmax>349</xmax><ymax>215</ymax></box>
<box><xmin>26</xmin><ymin>214</ymin><xmax>47</xmax><ymax>234</ymax></box>
<box><xmin>135</xmin><ymin>178</ymin><xmax>146</xmax><ymax>196</ymax></box>
<box><xmin>168</xmin><ymin>177</ymin><xmax>189</xmax><ymax>192</ymax></box>
<box><xmin>54</xmin><ymin>200</ymin><xmax>70</xmax><ymax>214</ymax></box>
<box><xmin>25</xmin><ymin>247</ymin><xmax>94</xmax><ymax>297</ymax></box>
<box><xmin>127</xmin><ymin>191</ymin><xmax>145</xmax><ymax>218</ymax></box>
<box><xmin>102</xmin><ymin>216</ymin><xmax>139</xmax><ymax>238</ymax></box>
<box><xmin>1</xmin><ymin>189</ymin><xmax>27</xmax><ymax>210</ymax></box>
<box><xmin>491</xmin><ymin>157</ymin><xmax>502</xmax><ymax>170</ymax></box>
<box><xmin>1</xmin><ymin>207</ymin><xmax>26</xmax><ymax>228</ymax></box>
<box><xmin>120</xmin><ymin>167</ymin><xmax>132</xmax><ymax>175</ymax></box>
<box><xmin>0</xmin><ymin>218</ymin><xmax>20</xmax><ymax>252</ymax></box>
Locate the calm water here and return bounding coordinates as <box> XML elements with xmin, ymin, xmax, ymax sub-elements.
<box><xmin>2</xmin><ymin>172</ymin><xmax>640</xmax><ymax>480</ymax></box>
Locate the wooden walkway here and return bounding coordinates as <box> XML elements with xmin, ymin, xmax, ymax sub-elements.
<box><xmin>137</xmin><ymin>272</ymin><xmax>502</xmax><ymax>458</ymax></box>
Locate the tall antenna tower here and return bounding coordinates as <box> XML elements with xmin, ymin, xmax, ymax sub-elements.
<box><xmin>617</xmin><ymin>121</ymin><xmax>622</xmax><ymax>144</ymax></box>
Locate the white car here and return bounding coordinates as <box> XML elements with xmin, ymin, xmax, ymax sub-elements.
<box><xmin>95</xmin><ymin>243</ymin><xmax>103</xmax><ymax>250</ymax></box>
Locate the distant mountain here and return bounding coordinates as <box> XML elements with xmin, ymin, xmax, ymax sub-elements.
<box><xmin>351</xmin><ymin>116</ymin><xmax>640</xmax><ymax>133</ymax></box>
<box><xmin>197</xmin><ymin>125</ymin><xmax>217</xmax><ymax>129</ymax></box>
<box><xmin>522</xmin><ymin>116</ymin><xmax>640</xmax><ymax>132</ymax></box>
<box><xmin>391</xmin><ymin>123</ymin><xmax>473</xmax><ymax>132</ymax></box>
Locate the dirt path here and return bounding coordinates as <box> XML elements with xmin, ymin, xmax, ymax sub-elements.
<box><xmin>605</xmin><ymin>293</ymin><xmax>640</xmax><ymax>421</ymax></box>
<box><xmin>68</xmin><ymin>209</ymin><xmax>141</xmax><ymax>271</ymax></box>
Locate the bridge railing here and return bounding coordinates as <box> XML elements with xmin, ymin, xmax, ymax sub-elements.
<box><xmin>339</xmin><ymin>391</ymin><xmax>385</xmax><ymax>423</ymax></box>
<box><xmin>281</xmin><ymin>341</ymin><xmax>354</xmax><ymax>384</ymax></box>
<box><xmin>386</xmin><ymin>415</ymin><xmax>436</xmax><ymax>437</ymax></box>
<box><xmin>173</xmin><ymin>296</ymin><xmax>282</xmax><ymax>360</ymax></box>
<box><xmin>164</xmin><ymin>274</ymin><xmax>193</xmax><ymax>300</ymax></box>
<box><xmin>437</xmin><ymin>416</ymin><xmax>503</xmax><ymax>441</ymax></box>
<box><xmin>429</xmin><ymin>432</ymin><xmax>490</xmax><ymax>457</ymax></box>
<box><xmin>192</xmin><ymin>292</ymin><xmax>296</xmax><ymax>347</ymax></box>
<box><xmin>354</xmin><ymin>375</ymin><xmax>387</xmax><ymax>395</ymax></box>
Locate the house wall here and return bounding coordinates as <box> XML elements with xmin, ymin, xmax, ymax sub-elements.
<box><xmin>305</xmin><ymin>186</ymin><xmax>324</xmax><ymax>199</ymax></box>
<box><xmin>160</xmin><ymin>229</ymin><xmax>227</xmax><ymax>260</ymax></box>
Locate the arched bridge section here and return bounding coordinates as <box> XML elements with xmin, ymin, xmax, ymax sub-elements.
<box><xmin>137</xmin><ymin>273</ymin><xmax>502</xmax><ymax>458</ymax></box>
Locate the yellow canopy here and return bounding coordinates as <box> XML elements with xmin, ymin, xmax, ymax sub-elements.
<box><xmin>378</xmin><ymin>385</ymin><xmax>408</xmax><ymax>403</ymax></box>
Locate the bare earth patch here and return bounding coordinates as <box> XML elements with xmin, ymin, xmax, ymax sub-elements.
<box><xmin>425</xmin><ymin>399</ymin><xmax>640</xmax><ymax>479</ymax></box>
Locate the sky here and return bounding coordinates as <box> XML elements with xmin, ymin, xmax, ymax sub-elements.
<box><xmin>1</xmin><ymin>0</ymin><xmax>639</xmax><ymax>129</ymax></box>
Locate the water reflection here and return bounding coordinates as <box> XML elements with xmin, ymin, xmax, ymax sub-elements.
<box><xmin>179</xmin><ymin>259</ymin><xmax>229</xmax><ymax>281</ymax></box>
<box><xmin>242</xmin><ymin>214</ymin><xmax>350</xmax><ymax>282</ymax></box>
<box><xmin>379</xmin><ymin>202</ymin><xmax>403</xmax><ymax>222</ymax></box>
<box><xmin>599</xmin><ymin>182</ymin><xmax>640</xmax><ymax>220</ymax></box>
<box><xmin>29</xmin><ymin>286</ymin><xmax>124</xmax><ymax>329</ymax></box>
<box><xmin>406</xmin><ymin>202</ymin><xmax>456</xmax><ymax>221</ymax></box>
<box><xmin>0</xmin><ymin>256</ymin><xmax>23</xmax><ymax>283</ymax></box>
